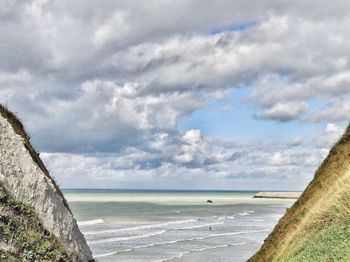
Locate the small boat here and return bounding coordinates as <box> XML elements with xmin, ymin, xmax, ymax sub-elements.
<box><xmin>207</xmin><ymin>200</ymin><xmax>213</xmax><ymax>203</ymax></box>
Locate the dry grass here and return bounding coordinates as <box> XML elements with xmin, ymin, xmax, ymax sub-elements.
<box><xmin>0</xmin><ymin>104</ymin><xmax>71</xmax><ymax>212</ymax></box>
<box><xmin>249</xmin><ymin>124</ymin><xmax>350</xmax><ymax>261</ymax></box>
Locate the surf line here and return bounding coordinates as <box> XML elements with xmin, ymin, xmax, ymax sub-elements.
<box><xmin>153</xmin><ymin>242</ymin><xmax>247</xmax><ymax>262</ymax></box>
<box><xmin>84</xmin><ymin>219</ymin><xmax>197</xmax><ymax>236</ymax></box>
<box><xmin>93</xmin><ymin>229</ymin><xmax>269</xmax><ymax>258</ymax></box>
<box><xmin>78</xmin><ymin>219</ymin><xmax>104</xmax><ymax>226</ymax></box>
<box><xmin>89</xmin><ymin>230</ymin><xmax>166</xmax><ymax>245</ymax></box>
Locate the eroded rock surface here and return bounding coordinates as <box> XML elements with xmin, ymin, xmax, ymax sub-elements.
<box><xmin>0</xmin><ymin>110</ymin><xmax>93</xmax><ymax>261</ymax></box>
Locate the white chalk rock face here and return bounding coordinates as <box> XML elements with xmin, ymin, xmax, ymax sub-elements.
<box><xmin>0</xmin><ymin>113</ymin><xmax>93</xmax><ymax>261</ymax></box>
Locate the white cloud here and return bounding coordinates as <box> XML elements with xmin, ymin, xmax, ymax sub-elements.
<box><xmin>289</xmin><ymin>137</ymin><xmax>303</xmax><ymax>147</ymax></box>
<box><xmin>174</xmin><ymin>129</ymin><xmax>204</xmax><ymax>164</ymax></box>
<box><xmin>41</xmin><ymin>133</ymin><xmax>323</xmax><ymax>190</ymax></box>
<box><xmin>254</xmin><ymin>102</ymin><xmax>308</xmax><ymax>122</ymax></box>
<box><xmin>313</xmin><ymin>123</ymin><xmax>344</xmax><ymax>149</ymax></box>
<box><xmin>1</xmin><ymin>0</ymin><xmax>350</xmax><ymax>189</ymax></box>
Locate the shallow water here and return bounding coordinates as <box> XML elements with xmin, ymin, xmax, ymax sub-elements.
<box><xmin>63</xmin><ymin>189</ymin><xmax>295</xmax><ymax>262</ymax></box>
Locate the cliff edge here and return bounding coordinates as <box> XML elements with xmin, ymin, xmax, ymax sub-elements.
<box><xmin>0</xmin><ymin>105</ymin><xmax>93</xmax><ymax>261</ymax></box>
<box><xmin>250</xmin><ymin>124</ymin><xmax>350</xmax><ymax>261</ymax></box>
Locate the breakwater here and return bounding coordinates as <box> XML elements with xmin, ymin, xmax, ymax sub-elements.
<box><xmin>253</xmin><ymin>192</ymin><xmax>301</xmax><ymax>199</ymax></box>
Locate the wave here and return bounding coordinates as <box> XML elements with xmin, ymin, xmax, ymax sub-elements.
<box><xmin>177</xmin><ymin>221</ymin><xmax>224</xmax><ymax>230</ymax></box>
<box><xmin>78</xmin><ymin>219</ymin><xmax>104</xmax><ymax>226</ymax></box>
<box><xmin>94</xmin><ymin>242</ymin><xmax>246</xmax><ymax>259</ymax></box>
<box><xmin>84</xmin><ymin>219</ymin><xmax>197</xmax><ymax>236</ymax></box>
<box><xmin>238</xmin><ymin>210</ymin><xmax>255</xmax><ymax>216</ymax></box>
<box><xmin>89</xmin><ymin>230</ymin><xmax>166</xmax><ymax>244</ymax></box>
<box><xmin>85</xmin><ymin>214</ymin><xmax>239</xmax><ymax>236</ymax></box>
<box><xmin>218</xmin><ymin>215</ymin><xmax>235</xmax><ymax>220</ymax></box>
<box><xmin>189</xmin><ymin>229</ymin><xmax>270</xmax><ymax>241</ymax></box>
<box><xmin>153</xmin><ymin>242</ymin><xmax>246</xmax><ymax>262</ymax></box>
<box><xmin>93</xmin><ymin>229</ymin><xmax>269</xmax><ymax>257</ymax></box>
<box><xmin>94</xmin><ymin>251</ymin><xmax>126</xmax><ymax>258</ymax></box>
<box><xmin>211</xmin><ymin>215</ymin><xmax>235</xmax><ymax>221</ymax></box>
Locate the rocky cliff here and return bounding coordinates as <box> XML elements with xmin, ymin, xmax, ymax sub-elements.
<box><xmin>0</xmin><ymin>105</ymin><xmax>93</xmax><ymax>261</ymax></box>
<box><xmin>250</xmin><ymin>124</ymin><xmax>350</xmax><ymax>261</ymax></box>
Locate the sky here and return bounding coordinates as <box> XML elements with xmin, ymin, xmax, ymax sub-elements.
<box><xmin>0</xmin><ymin>0</ymin><xmax>349</xmax><ymax>190</ymax></box>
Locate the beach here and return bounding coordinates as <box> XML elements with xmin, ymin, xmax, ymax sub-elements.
<box><xmin>64</xmin><ymin>190</ymin><xmax>295</xmax><ymax>261</ymax></box>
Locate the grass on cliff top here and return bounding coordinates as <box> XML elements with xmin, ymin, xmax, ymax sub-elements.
<box><xmin>280</xmin><ymin>192</ymin><xmax>350</xmax><ymax>261</ymax></box>
<box><xmin>0</xmin><ymin>103</ymin><xmax>71</xmax><ymax>212</ymax></box>
<box><xmin>0</xmin><ymin>183</ymin><xmax>77</xmax><ymax>261</ymax></box>
<box><xmin>249</xmin><ymin>124</ymin><xmax>350</xmax><ymax>261</ymax></box>
<box><xmin>281</xmin><ymin>224</ymin><xmax>350</xmax><ymax>262</ymax></box>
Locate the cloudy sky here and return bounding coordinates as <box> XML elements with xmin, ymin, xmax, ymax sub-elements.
<box><xmin>1</xmin><ymin>0</ymin><xmax>349</xmax><ymax>190</ymax></box>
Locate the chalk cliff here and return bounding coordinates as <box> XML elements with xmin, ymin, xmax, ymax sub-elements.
<box><xmin>0</xmin><ymin>105</ymin><xmax>93</xmax><ymax>261</ymax></box>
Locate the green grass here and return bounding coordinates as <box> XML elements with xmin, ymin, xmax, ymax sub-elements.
<box><xmin>249</xmin><ymin>124</ymin><xmax>350</xmax><ymax>261</ymax></box>
<box><xmin>281</xmin><ymin>225</ymin><xmax>350</xmax><ymax>262</ymax></box>
<box><xmin>0</xmin><ymin>183</ymin><xmax>76</xmax><ymax>261</ymax></box>
<box><xmin>279</xmin><ymin>191</ymin><xmax>350</xmax><ymax>261</ymax></box>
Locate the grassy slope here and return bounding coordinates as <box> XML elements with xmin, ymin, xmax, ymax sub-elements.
<box><xmin>249</xmin><ymin>124</ymin><xmax>350</xmax><ymax>261</ymax></box>
<box><xmin>0</xmin><ymin>183</ymin><xmax>77</xmax><ymax>261</ymax></box>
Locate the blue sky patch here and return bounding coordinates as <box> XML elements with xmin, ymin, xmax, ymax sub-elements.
<box><xmin>178</xmin><ymin>87</ymin><xmax>325</xmax><ymax>145</ymax></box>
<box><xmin>210</xmin><ymin>20</ymin><xmax>257</xmax><ymax>34</ymax></box>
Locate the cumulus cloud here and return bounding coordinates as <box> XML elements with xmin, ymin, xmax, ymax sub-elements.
<box><xmin>288</xmin><ymin>137</ymin><xmax>303</xmax><ymax>147</ymax></box>
<box><xmin>254</xmin><ymin>102</ymin><xmax>308</xmax><ymax>122</ymax></box>
<box><xmin>41</xmin><ymin>132</ymin><xmax>324</xmax><ymax>189</ymax></box>
<box><xmin>16</xmin><ymin>80</ymin><xmax>205</xmax><ymax>152</ymax></box>
<box><xmin>313</xmin><ymin>123</ymin><xmax>345</xmax><ymax>149</ymax></box>
<box><xmin>1</xmin><ymin>0</ymin><xmax>350</xmax><ymax>189</ymax></box>
<box><xmin>247</xmin><ymin>71</ymin><xmax>350</xmax><ymax>122</ymax></box>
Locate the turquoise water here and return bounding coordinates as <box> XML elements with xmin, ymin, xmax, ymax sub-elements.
<box><xmin>63</xmin><ymin>189</ymin><xmax>295</xmax><ymax>261</ymax></box>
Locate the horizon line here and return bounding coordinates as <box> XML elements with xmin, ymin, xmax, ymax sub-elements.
<box><xmin>61</xmin><ymin>188</ymin><xmax>302</xmax><ymax>192</ymax></box>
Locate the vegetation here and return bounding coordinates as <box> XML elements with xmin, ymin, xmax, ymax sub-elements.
<box><xmin>281</xmin><ymin>224</ymin><xmax>350</xmax><ymax>262</ymax></box>
<box><xmin>0</xmin><ymin>183</ymin><xmax>77</xmax><ymax>261</ymax></box>
<box><xmin>278</xmin><ymin>190</ymin><xmax>350</xmax><ymax>261</ymax></box>
<box><xmin>249</xmin><ymin>124</ymin><xmax>350</xmax><ymax>261</ymax></box>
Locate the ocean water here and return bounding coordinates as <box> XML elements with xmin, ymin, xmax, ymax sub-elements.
<box><xmin>63</xmin><ymin>190</ymin><xmax>295</xmax><ymax>262</ymax></box>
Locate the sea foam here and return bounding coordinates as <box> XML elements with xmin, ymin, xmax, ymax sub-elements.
<box><xmin>78</xmin><ymin>219</ymin><xmax>104</xmax><ymax>226</ymax></box>
<box><xmin>92</xmin><ymin>229</ymin><xmax>269</xmax><ymax>257</ymax></box>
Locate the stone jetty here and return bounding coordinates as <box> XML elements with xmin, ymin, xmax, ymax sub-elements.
<box><xmin>253</xmin><ymin>192</ymin><xmax>301</xmax><ymax>199</ymax></box>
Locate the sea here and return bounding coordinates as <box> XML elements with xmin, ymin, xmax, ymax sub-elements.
<box><xmin>63</xmin><ymin>189</ymin><xmax>295</xmax><ymax>262</ymax></box>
